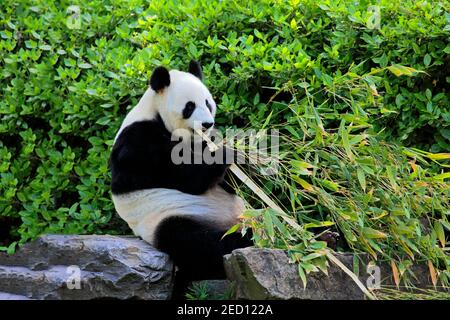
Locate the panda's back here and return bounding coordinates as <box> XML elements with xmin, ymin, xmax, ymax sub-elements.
<box><xmin>111</xmin><ymin>115</ymin><xmax>172</xmax><ymax>195</ymax></box>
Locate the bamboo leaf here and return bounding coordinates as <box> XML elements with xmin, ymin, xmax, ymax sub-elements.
<box><xmin>434</xmin><ymin>221</ymin><xmax>446</xmax><ymax>247</ymax></box>
<box><xmin>302</xmin><ymin>251</ymin><xmax>326</xmax><ymax>261</ymax></box>
<box><xmin>353</xmin><ymin>255</ymin><xmax>359</xmax><ymax>277</ymax></box>
<box><xmin>300</xmin><ymin>262</ymin><xmax>319</xmax><ymax>274</ymax></box>
<box><xmin>261</xmin><ymin>110</ymin><xmax>273</xmax><ymax>129</ymax></box>
<box><xmin>387</xmin><ymin>64</ymin><xmax>421</xmax><ymax>77</ymax></box>
<box><xmin>424</xmin><ymin>153</ymin><xmax>450</xmax><ymax>160</ymax></box>
<box><xmin>314</xmin><ymin>256</ymin><xmax>329</xmax><ymax>275</ymax></box>
<box><xmin>386</xmin><ymin>166</ymin><xmax>398</xmax><ymax>191</ymax></box>
<box><xmin>316</xmin><ymin>179</ymin><xmax>340</xmax><ymax>192</ymax></box>
<box><xmin>428</xmin><ymin>261</ymin><xmax>437</xmax><ymax>288</ymax></box>
<box><xmin>298</xmin><ymin>264</ymin><xmax>307</xmax><ymax>289</ymax></box>
<box><xmin>440</xmin><ymin>220</ymin><xmax>450</xmax><ymax>232</ymax></box>
<box><xmin>433</xmin><ymin>172</ymin><xmax>450</xmax><ymax>181</ymax></box>
<box><xmin>341</xmin><ymin>128</ymin><xmax>354</xmax><ymax>161</ymax></box>
<box><xmin>263</xmin><ymin>210</ymin><xmax>275</xmax><ymax>242</ymax></box>
<box><xmin>363</xmin><ymin>227</ymin><xmax>388</xmax><ymax>239</ymax></box>
<box><xmin>292</xmin><ymin>176</ymin><xmax>314</xmax><ymax>191</ymax></box>
<box><xmin>357</xmin><ymin>168</ymin><xmax>366</xmax><ymax>191</ymax></box>
<box><xmin>391</xmin><ymin>261</ymin><xmax>400</xmax><ymax>288</ymax></box>
<box><xmin>271</xmin><ymin>214</ymin><xmax>292</xmax><ymax>240</ymax></box>
<box><xmin>304</xmin><ymin>221</ymin><xmax>335</xmax><ymax>229</ymax></box>
<box><xmin>221</xmin><ymin>223</ymin><xmax>240</xmax><ymax>240</ymax></box>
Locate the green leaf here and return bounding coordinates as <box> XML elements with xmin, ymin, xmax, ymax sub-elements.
<box><xmin>39</xmin><ymin>44</ymin><xmax>52</xmax><ymax>51</ymax></box>
<box><xmin>440</xmin><ymin>220</ymin><xmax>450</xmax><ymax>232</ymax></box>
<box><xmin>261</xmin><ymin>110</ymin><xmax>273</xmax><ymax>129</ymax></box>
<box><xmin>78</xmin><ymin>63</ymin><xmax>92</xmax><ymax>69</ymax></box>
<box><xmin>290</xmin><ymin>160</ymin><xmax>314</xmax><ymax>175</ymax></box>
<box><xmin>434</xmin><ymin>221</ymin><xmax>445</xmax><ymax>247</ymax></box>
<box><xmin>357</xmin><ymin>168</ymin><xmax>366</xmax><ymax>191</ymax></box>
<box><xmin>386</xmin><ymin>166</ymin><xmax>398</xmax><ymax>191</ymax></box>
<box><xmin>316</xmin><ymin>179</ymin><xmax>339</xmax><ymax>192</ymax></box>
<box><xmin>309</xmin><ymin>241</ymin><xmax>328</xmax><ymax>250</ymax></box>
<box><xmin>387</xmin><ymin>64</ymin><xmax>420</xmax><ymax>77</ymax></box>
<box><xmin>423</xmin><ymin>54</ymin><xmax>431</xmax><ymax>67</ymax></box>
<box><xmin>290</xmin><ymin>18</ymin><xmax>297</xmax><ymax>30</ymax></box>
<box><xmin>7</xmin><ymin>242</ymin><xmax>17</xmax><ymax>255</ymax></box>
<box><xmin>353</xmin><ymin>255</ymin><xmax>360</xmax><ymax>277</ymax></box>
<box><xmin>363</xmin><ymin>227</ymin><xmax>388</xmax><ymax>239</ymax></box>
<box><xmin>300</xmin><ymin>262</ymin><xmax>319</xmax><ymax>274</ymax></box>
<box><xmin>304</xmin><ymin>221</ymin><xmax>335</xmax><ymax>229</ymax></box>
<box><xmin>221</xmin><ymin>223</ymin><xmax>240</xmax><ymax>240</ymax></box>
<box><xmin>298</xmin><ymin>264</ymin><xmax>307</xmax><ymax>289</ymax></box>
<box><xmin>263</xmin><ymin>210</ymin><xmax>275</xmax><ymax>241</ymax></box>
<box><xmin>302</xmin><ymin>251</ymin><xmax>326</xmax><ymax>261</ymax></box>
<box><xmin>341</xmin><ymin>128</ymin><xmax>354</xmax><ymax>161</ymax></box>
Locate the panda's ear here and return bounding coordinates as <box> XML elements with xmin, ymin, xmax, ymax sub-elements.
<box><xmin>188</xmin><ymin>60</ymin><xmax>203</xmax><ymax>81</ymax></box>
<box><xmin>150</xmin><ymin>66</ymin><xmax>171</xmax><ymax>92</ymax></box>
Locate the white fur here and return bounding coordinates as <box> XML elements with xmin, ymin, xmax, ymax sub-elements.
<box><xmin>112</xmin><ymin>186</ymin><xmax>244</xmax><ymax>245</ymax></box>
<box><xmin>113</xmin><ymin>67</ymin><xmax>243</xmax><ymax>245</ymax></box>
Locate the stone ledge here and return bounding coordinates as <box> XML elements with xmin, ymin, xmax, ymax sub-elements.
<box><xmin>0</xmin><ymin>235</ymin><xmax>174</xmax><ymax>300</ymax></box>
<box><xmin>224</xmin><ymin>248</ymin><xmax>437</xmax><ymax>300</ymax></box>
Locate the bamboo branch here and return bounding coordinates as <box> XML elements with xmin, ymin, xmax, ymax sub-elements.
<box><xmin>195</xmin><ymin>129</ymin><xmax>376</xmax><ymax>300</ymax></box>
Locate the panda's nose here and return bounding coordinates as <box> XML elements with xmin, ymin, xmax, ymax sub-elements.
<box><xmin>202</xmin><ymin>122</ymin><xmax>214</xmax><ymax>130</ymax></box>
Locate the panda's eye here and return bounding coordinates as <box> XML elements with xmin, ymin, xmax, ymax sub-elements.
<box><xmin>182</xmin><ymin>101</ymin><xmax>196</xmax><ymax>119</ymax></box>
<box><xmin>205</xmin><ymin>99</ymin><xmax>212</xmax><ymax>112</ymax></box>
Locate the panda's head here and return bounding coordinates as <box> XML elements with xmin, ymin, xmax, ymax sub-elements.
<box><xmin>150</xmin><ymin>60</ymin><xmax>216</xmax><ymax>139</ymax></box>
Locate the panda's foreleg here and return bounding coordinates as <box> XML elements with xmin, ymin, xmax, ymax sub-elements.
<box><xmin>154</xmin><ymin>216</ymin><xmax>253</xmax><ymax>280</ymax></box>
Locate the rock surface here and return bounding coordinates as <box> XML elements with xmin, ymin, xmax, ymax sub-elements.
<box><xmin>225</xmin><ymin>248</ymin><xmax>365</xmax><ymax>300</ymax></box>
<box><xmin>224</xmin><ymin>248</ymin><xmax>435</xmax><ymax>300</ymax></box>
<box><xmin>0</xmin><ymin>235</ymin><xmax>174</xmax><ymax>300</ymax></box>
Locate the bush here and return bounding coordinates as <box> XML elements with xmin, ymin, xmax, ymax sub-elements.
<box><xmin>0</xmin><ymin>0</ymin><xmax>448</xmax><ymax>259</ymax></box>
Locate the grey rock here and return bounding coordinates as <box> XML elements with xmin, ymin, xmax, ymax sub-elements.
<box><xmin>0</xmin><ymin>292</ymin><xmax>31</xmax><ymax>300</ymax></box>
<box><xmin>0</xmin><ymin>235</ymin><xmax>174</xmax><ymax>300</ymax></box>
<box><xmin>224</xmin><ymin>248</ymin><xmax>364</xmax><ymax>300</ymax></box>
<box><xmin>224</xmin><ymin>248</ymin><xmax>437</xmax><ymax>300</ymax></box>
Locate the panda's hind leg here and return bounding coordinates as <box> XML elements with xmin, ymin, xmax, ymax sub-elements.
<box><xmin>154</xmin><ymin>216</ymin><xmax>253</xmax><ymax>281</ymax></box>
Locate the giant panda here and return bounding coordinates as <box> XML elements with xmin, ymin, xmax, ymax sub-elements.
<box><xmin>110</xmin><ymin>61</ymin><xmax>253</xmax><ymax>284</ymax></box>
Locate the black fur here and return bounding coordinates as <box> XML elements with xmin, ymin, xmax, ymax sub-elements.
<box><xmin>205</xmin><ymin>99</ymin><xmax>212</xmax><ymax>112</ymax></box>
<box><xmin>155</xmin><ymin>216</ymin><xmax>253</xmax><ymax>280</ymax></box>
<box><xmin>218</xmin><ymin>170</ymin><xmax>238</xmax><ymax>195</ymax></box>
<box><xmin>150</xmin><ymin>66</ymin><xmax>171</xmax><ymax>92</ymax></box>
<box><xmin>188</xmin><ymin>60</ymin><xmax>203</xmax><ymax>81</ymax></box>
<box><xmin>182</xmin><ymin>101</ymin><xmax>196</xmax><ymax>119</ymax></box>
<box><xmin>111</xmin><ymin>115</ymin><xmax>231</xmax><ymax>195</ymax></box>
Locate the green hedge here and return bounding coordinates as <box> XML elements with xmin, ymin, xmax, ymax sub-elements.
<box><xmin>0</xmin><ymin>0</ymin><xmax>448</xmax><ymax>248</ymax></box>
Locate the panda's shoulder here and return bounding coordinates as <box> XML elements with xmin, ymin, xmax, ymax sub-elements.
<box><xmin>116</xmin><ymin>117</ymin><xmax>170</xmax><ymax>147</ymax></box>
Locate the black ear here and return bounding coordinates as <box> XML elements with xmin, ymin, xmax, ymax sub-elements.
<box><xmin>188</xmin><ymin>60</ymin><xmax>203</xmax><ymax>81</ymax></box>
<box><xmin>150</xmin><ymin>66</ymin><xmax>170</xmax><ymax>92</ymax></box>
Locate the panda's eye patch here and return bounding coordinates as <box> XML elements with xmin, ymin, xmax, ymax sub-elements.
<box><xmin>205</xmin><ymin>99</ymin><xmax>212</xmax><ymax>112</ymax></box>
<box><xmin>182</xmin><ymin>101</ymin><xmax>196</xmax><ymax>119</ymax></box>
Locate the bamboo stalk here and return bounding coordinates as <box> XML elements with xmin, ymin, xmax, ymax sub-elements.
<box><xmin>325</xmin><ymin>251</ymin><xmax>376</xmax><ymax>300</ymax></box>
<box><xmin>229</xmin><ymin>163</ymin><xmax>285</xmax><ymax>213</ymax></box>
